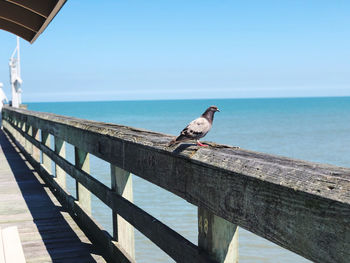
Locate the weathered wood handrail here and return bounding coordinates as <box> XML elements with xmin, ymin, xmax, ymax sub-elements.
<box><xmin>2</xmin><ymin>105</ymin><xmax>350</xmax><ymax>263</ymax></box>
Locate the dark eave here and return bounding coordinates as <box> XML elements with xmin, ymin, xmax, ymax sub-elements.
<box><xmin>0</xmin><ymin>0</ymin><xmax>66</xmax><ymax>43</ymax></box>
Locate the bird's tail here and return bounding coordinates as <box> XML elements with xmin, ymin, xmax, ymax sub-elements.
<box><xmin>168</xmin><ymin>135</ymin><xmax>188</xmax><ymax>147</ymax></box>
<box><xmin>168</xmin><ymin>138</ymin><xmax>180</xmax><ymax>147</ymax></box>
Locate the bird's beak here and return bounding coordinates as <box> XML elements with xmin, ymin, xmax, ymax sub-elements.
<box><xmin>216</xmin><ymin>109</ymin><xmax>220</xmax><ymax>112</ymax></box>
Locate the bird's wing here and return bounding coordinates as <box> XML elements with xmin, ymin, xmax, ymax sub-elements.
<box><xmin>179</xmin><ymin>117</ymin><xmax>211</xmax><ymax>139</ymax></box>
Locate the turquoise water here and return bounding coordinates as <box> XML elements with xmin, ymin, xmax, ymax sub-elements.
<box><xmin>28</xmin><ymin>97</ymin><xmax>350</xmax><ymax>262</ymax></box>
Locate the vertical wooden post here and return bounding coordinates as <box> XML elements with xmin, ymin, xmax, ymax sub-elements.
<box><xmin>32</xmin><ymin>127</ymin><xmax>40</xmax><ymax>163</ymax></box>
<box><xmin>12</xmin><ymin>118</ymin><xmax>17</xmax><ymax>139</ymax></box>
<box><xmin>54</xmin><ymin>137</ymin><xmax>66</xmax><ymax>189</ymax></box>
<box><xmin>24</xmin><ymin>123</ymin><xmax>32</xmax><ymax>154</ymax></box>
<box><xmin>5</xmin><ymin>119</ymin><xmax>11</xmax><ymax>135</ymax></box>
<box><xmin>15</xmin><ymin>119</ymin><xmax>20</xmax><ymax>142</ymax></box>
<box><xmin>23</xmin><ymin>121</ymin><xmax>27</xmax><ymax>150</ymax></box>
<box><xmin>111</xmin><ymin>165</ymin><xmax>135</xmax><ymax>258</ymax></box>
<box><xmin>5</xmin><ymin>117</ymin><xmax>11</xmax><ymax>133</ymax></box>
<box><xmin>8</xmin><ymin>119</ymin><xmax>12</xmax><ymax>134</ymax></box>
<box><xmin>75</xmin><ymin>147</ymin><xmax>91</xmax><ymax>214</ymax></box>
<box><xmin>41</xmin><ymin>131</ymin><xmax>51</xmax><ymax>174</ymax></box>
<box><xmin>2</xmin><ymin>118</ymin><xmax>8</xmax><ymax>131</ymax></box>
<box><xmin>15</xmin><ymin>119</ymin><xmax>21</xmax><ymax>144</ymax></box>
<box><xmin>198</xmin><ymin>207</ymin><xmax>239</xmax><ymax>263</ymax></box>
<box><xmin>20</xmin><ymin>120</ymin><xmax>25</xmax><ymax>147</ymax></box>
<box><xmin>4</xmin><ymin>117</ymin><xmax>10</xmax><ymax>133</ymax></box>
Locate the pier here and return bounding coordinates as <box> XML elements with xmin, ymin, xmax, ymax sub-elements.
<box><xmin>0</xmin><ymin>128</ymin><xmax>106</xmax><ymax>262</ymax></box>
<box><xmin>1</xmin><ymin>105</ymin><xmax>350</xmax><ymax>263</ymax></box>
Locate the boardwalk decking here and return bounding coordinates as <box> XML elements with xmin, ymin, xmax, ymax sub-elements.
<box><xmin>0</xmin><ymin>129</ymin><xmax>106</xmax><ymax>263</ymax></box>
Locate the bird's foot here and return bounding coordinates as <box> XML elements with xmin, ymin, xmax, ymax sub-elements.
<box><xmin>196</xmin><ymin>141</ymin><xmax>209</xmax><ymax>147</ymax></box>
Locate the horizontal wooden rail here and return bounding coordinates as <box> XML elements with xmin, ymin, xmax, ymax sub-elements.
<box><xmin>3</xmin><ymin>120</ymin><xmax>134</xmax><ymax>263</ymax></box>
<box><xmin>8</xmin><ymin>122</ymin><xmax>211</xmax><ymax>262</ymax></box>
<box><xmin>2</xmin><ymin>105</ymin><xmax>350</xmax><ymax>263</ymax></box>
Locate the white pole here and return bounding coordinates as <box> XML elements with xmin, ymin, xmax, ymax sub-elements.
<box><xmin>9</xmin><ymin>37</ymin><xmax>22</xmax><ymax>107</ymax></box>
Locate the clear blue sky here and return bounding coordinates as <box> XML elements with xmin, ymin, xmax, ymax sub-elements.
<box><xmin>0</xmin><ymin>1</ymin><xmax>349</xmax><ymax>102</ymax></box>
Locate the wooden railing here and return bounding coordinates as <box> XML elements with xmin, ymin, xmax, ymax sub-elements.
<box><xmin>2</xmin><ymin>105</ymin><xmax>350</xmax><ymax>263</ymax></box>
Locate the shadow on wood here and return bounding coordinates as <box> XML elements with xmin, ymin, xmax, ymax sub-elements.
<box><xmin>0</xmin><ymin>129</ymin><xmax>104</xmax><ymax>262</ymax></box>
<box><xmin>3</xmin><ymin>106</ymin><xmax>350</xmax><ymax>263</ymax></box>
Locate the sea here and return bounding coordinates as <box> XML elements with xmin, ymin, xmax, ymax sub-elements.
<box><xmin>27</xmin><ymin>97</ymin><xmax>350</xmax><ymax>263</ymax></box>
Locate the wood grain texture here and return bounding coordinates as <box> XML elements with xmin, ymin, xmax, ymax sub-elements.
<box><xmin>0</xmin><ymin>127</ymin><xmax>106</xmax><ymax>263</ymax></box>
<box><xmin>7</xmin><ymin>122</ymin><xmax>212</xmax><ymax>262</ymax></box>
<box><xmin>198</xmin><ymin>207</ymin><xmax>238</xmax><ymax>262</ymax></box>
<box><xmin>2</xmin><ymin>122</ymin><xmax>133</xmax><ymax>263</ymax></box>
<box><xmin>41</xmin><ymin>130</ymin><xmax>51</xmax><ymax>174</ymax></box>
<box><xmin>75</xmin><ymin>147</ymin><xmax>91</xmax><ymax>215</ymax></box>
<box><xmin>54</xmin><ymin>136</ymin><xmax>66</xmax><ymax>189</ymax></box>
<box><xmin>3</xmin><ymin>106</ymin><xmax>350</xmax><ymax>263</ymax></box>
<box><xmin>111</xmin><ymin>165</ymin><xmax>135</xmax><ymax>258</ymax></box>
<box><xmin>32</xmin><ymin>126</ymin><xmax>40</xmax><ymax>162</ymax></box>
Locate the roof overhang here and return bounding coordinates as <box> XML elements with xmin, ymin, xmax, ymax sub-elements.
<box><xmin>0</xmin><ymin>0</ymin><xmax>66</xmax><ymax>43</ymax></box>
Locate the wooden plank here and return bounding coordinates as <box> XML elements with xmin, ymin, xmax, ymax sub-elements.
<box><xmin>32</xmin><ymin>127</ymin><xmax>40</xmax><ymax>162</ymax></box>
<box><xmin>14</xmin><ymin>118</ymin><xmax>22</xmax><ymax>146</ymax></box>
<box><xmin>13</xmin><ymin>118</ymin><xmax>20</xmax><ymax>144</ymax></box>
<box><xmin>111</xmin><ymin>165</ymin><xmax>135</xmax><ymax>258</ymax></box>
<box><xmin>19</xmin><ymin>119</ymin><xmax>25</xmax><ymax>147</ymax></box>
<box><xmin>3</xmin><ymin>126</ymin><xmax>132</xmax><ymax>263</ymax></box>
<box><xmin>2</xmin><ymin>226</ymin><xmax>26</xmax><ymax>263</ymax></box>
<box><xmin>10</xmin><ymin>124</ymin><xmax>212</xmax><ymax>262</ymax></box>
<box><xmin>0</xmin><ymin>128</ymin><xmax>107</xmax><ymax>263</ymax></box>
<box><xmin>74</xmin><ymin>147</ymin><xmax>91</xmax><ymax>215</ymax></box>
<box><xmin>54</xmin><ymin>136</ymin><xmax>66</xmax><ymax>189</ymax></box>
<box><xmin>24</xmin><ymin>122</ymin><xmax>31</xmax><ymax>154</ymax></box>
<box><xmin>198</xmin><ymin>207</ymin><xmax>239</xmax><ymax>262</ymax></box>
<box><xmin>3</xmin><ymin>106</ymin><xmax>350</xmax><ymax>263</ymax></box>
<box><xmin>41</xmin><ymin>130</ymin><xmax>51</xmax><ymax>174</ymax></box>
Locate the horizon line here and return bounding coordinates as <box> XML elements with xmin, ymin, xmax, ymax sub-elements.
<box><xmin>22</xmin><ymin>95</ymin><xmax>350</xmax><ymax>104</ymax></box>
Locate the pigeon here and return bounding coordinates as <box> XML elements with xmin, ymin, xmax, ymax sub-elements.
<box><xmin>168</xmin><ymin>105</ymin><xmax>220</xmax><ymax>147</ymax></box>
